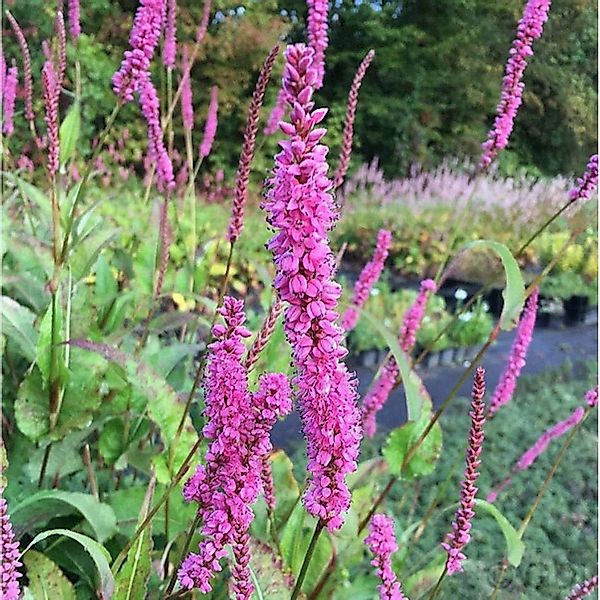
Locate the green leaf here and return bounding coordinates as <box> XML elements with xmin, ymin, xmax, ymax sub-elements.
<box><xmin>59</xmin><ymin>102</ymin><xmax>81</xmax><ymax>165</ymax></box>
<box><xmin>12</xmin><ymin>490</ymin><xmax>117</xmax><ymax>543</ymax></box>
<box><xmin>36</xmin><ymin>300</ymin><xmax>64</xmax><ymax>387</ymax></box>
<box><xmin>382</xmin><ymin>411</ymin><xmax>443</xmax><ymax>479</ymax></box>
<box><xmin>1</xmin><ymin>295</ymin><xmax>38</xmax><ymax>362</ymax></box>
<box><xmin>24</xmin><ymin>529</ymin><xmax>114</xmax><ymax>599</ymax></box>
<box><xmin>11</xmin><ymin>175</ymin><xmax>51</xmax><ymax>222</ymax></box>
<box><xmin>279</xmin><ymin>502</ymin><xmax>306</xmax><ymax>575</ymax></box>
<box><xmin>23</xmin><ymin>550</ymin><xmax>76</xmax><ymax>600</ymax></box>
<box><xmin>113</xmin><ymin>478</ymin><xmax>155</xmax><ymax>599</ymax></box>
<box><xmin>269</xmin><ymin>450</ymin><xmax>301</xmax><ymax>528</ymax></box>
<box><xmin>94</xmin><ymin>254</ymin><xmax>118</xmax><ymax>307</ymax></box>
<box><xmin>461</xmin><ymin>240</ymin><xmax>525</xmax><ymax>330</ymax></box>
<box><xmin>362</xmin><ymin>310</ymin><xmax>430</xmax><ymax>421</ymax></box>
<box><xmin>475</xmin><ymin>499</ymin><xmax>525</xmax><ymax>567</ymax></box>
<box><xmin>98</xmin><ymin>418</ymin><xmax>125</xmax><ymax>466</ymax></box>
<box><xmin>403</xmin><ymin>553</ymin><xmax>446</xmax><ymax>597</ymax></box>
<box><xmin>248</xmin><ymin>540</ymin><xmax>293</xmax><ymax>599</ymax></box>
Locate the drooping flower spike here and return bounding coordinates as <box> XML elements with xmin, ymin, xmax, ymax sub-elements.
<box><xmin>179</xmin><ymin>298</ymin><xmax>291</xmax><ymax>595</ymax></box>
<box><xmin>1</xmin><ymin>495</ymin><xmax>22</xmax><ymax>600</ymax></box>
<box><xmin>341</xmin><ymin>228</ymin><xmax>391</xmax><ymax>332</ymax></box>
<box><xmin>334</xmin><ymin>49</ymin><xmax>375</xmax><ymax>190</ymax></box>
<box><xmin>361</xmin><ymin>279</ymin><xmax>436</xmax><ymax>437</ymax></box>
<box><xmin>262</xmin><ymin>43</ymin><xmax>362</xmax><ymax>531</ymax></box>
<box><xmin>199</xmin><ymin>86</ymin><xmax>219</xmax><ymax>158</ymax></box>
<box><xmin>442</xmin><ymin>366</ymin><xmax>486</xmax><ymax>575</ymax></box>
<box><xmin>569</xmin><ymin>154</ymin><xmax>598</xmax><ymax>203</ymax></box>
<box><xmin>565</xmin><ymin>575</ymin><xmax>599</xmax><ymax>600</ymax></box>
<box><xmin>365</xmin><ymin>514</ymin><xmax>408</xmax><ymax>600</ymax></box>
<box><xmin>480</xmin><ymin>0</ymin><xmax>552</xmax><ymax>169</ymax></box>
<box><xmin>2</xmin><ymin>63</ymin><xmax>18</xmax><ymax>137</ymax></box>
<box><xmin>489</xmin><ymin>287</ymin><xmax>538</xmax><ymax>415</ymax></box>
<box><xmin>306</xmin><ymin>0</ymin><xmax>329</xmax><ymax>89</ymax></box>
<box><xmin>228</xmin><ymin>44</ymin><xmax>280</xmax><ymax>242</ymax></box>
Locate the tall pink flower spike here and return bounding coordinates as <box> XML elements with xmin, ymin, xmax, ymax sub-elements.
<box><xmin>489</xmin><ymin>287</ymin><xmax>538</xmax><ymax>415</ymax></box>
<box><xmin>361</xmin><ymin>279</ymin><xmax>436</xmax><ymax>437</ymax></box>
<box><xmin>365</xmin><ymin>514</ymin><xmax>408</xmax><ymax>600</ymax></box>
<box><xmin>569</xmin><ymin>154</ymin><xmax>598</xmax><ymax>203</ymax></box>
<box><xmin>199</xmin><ymin>86</ymin><xmax>219</xmax><ymax>158</ymax></box>
<box><xmin>179</xmin><ymin>297</ymin><xmax>291</xmax><ymax>596</ymax></box>
<box><xmin>68</xmin><ymin>0</ymin><xmax>81</xmax><ymax>38</ymax></box>
<box><xmin>262</xmin><ymin>43</ymin><xmax>362</xmax><ymax>532</ymax></box>
<box><xmin>2</xmin><ymin>63</ymin><xmax>18</xmax><ymax>136</ymax></box>
<box><xmin>163</xmin><ymin>0</ymin><xmax>177</xmax><ymax>68</ymax></box>
<box><xmin>1</xmin><ymin>495</ymin><xmax>22</xmax><ymax>600</ymax></box>
<box><xmin>442</xmin><ymin>366</ymin><xmax>486</xmax><ymax>575</ymax></box>
<box><xmin>341</xmin><ymin>229</ymin><xmax>392</xmax><ymax>332</ymax></box>
<box><xmin>480</xmin><ymin>0</ymin><xmax>552</xmax><ymax>169</ymax></box>
<box><xmin>306</xmin><ymin>0</ymin><xmax>329</xmax><ymax>89</ymax></box>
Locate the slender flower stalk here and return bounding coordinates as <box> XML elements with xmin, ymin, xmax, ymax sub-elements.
<box><xmin>264</xmin><ymin>88</ymin><xmax>288</xmax><ymax>136</ymax></box>
<box><xmin>199</xmin><ymin>86</ymin><xmax>219</xmax><ymax>158</ymax></box>
<box><xmin>565</xmin><ymin>575</ymin><xmax>599</xmax><ymax>600</ymax></box>
<box><xmin>245</xmin><ymin>296</ymin><xmax>283</xmax><ymax>371</ymax></box>
<box><xmin>333</xmin><ymin>49</ymin><xmax>375</xmax><ymax>190</ymax></box>
<box><xmin>0</xmin><ymin>496</ymin><xmax>22</xmax><ymax>600</ymax></box>
<box><xmin>361</xmin><ymin>279</ymin><xmax>436</xmax><ymax>437</ymax></box>
<box><xmin>442</xmin><ymin>366</ymin><xmax>486</xmax><ymax>575</ymax></box>
<box><xmin>365</xmin><ymin>514</ymin><xmax>407</xmax><ymax>600</ymax></box>
<box><xmin>138</xmin><ymin>73</ymin><xmax>175</xmax><ymax>191</ymax></box>
<box><xmin>180</xmin><ymin>46</ymin><xmax>194</xmax><ymax>131</ymax></box>
<box><xmin>113</xmin><ymin>0</ymin><xmax>167</xmax><ymax>101</ymax></box>
<box><xmin>341</xmin><ymin>228</ymin><xmax>391</xmax><ymax>332</ymax></box>
<box><xmin>6</xmin><ymin>12</ymin><xmax>35</xmax><ymax>123</ymax></box>
<box><xmin>306</xmin><ymin>0</ymin><xmax>329</xmax><ymax>89</ymax></box>
<box><xmin>2</xmin><ymin>63</ymin><xmax>18</xmax><ymax>137</ymax></box>
<box><xmin>179</xmin><ymin>298</ymin><xmax>291</xmax><ymax>594</ymax></box>
<box><xmin>480</xmin><ymin>0</ymin><xmax>552</xmax><ymax>169</ymax></box>
<box><xmin>42</xmin><ymin>60</ymin><xmax>59</xmax><ymax>175</ymax></box>
<box><xmin>228</xmin><ymin>44</ymin><xmax>280</xmax><ymax>242</ymax></box>
<box><xmin>263</xmin><ymin>43</ymin><xmax>362</xmax><ymax>532</ymax></box>
<box><xmin>196</xmin><ymin>0</ymin><xmax>212</xmax><ymax>43</ymax></box>
<box><xmin>489</xmin><ymin>287</ymin><xmax>538</xmax><ymax>415</ymax></box>
<box><xmin>163</xmin><ymin>0</ymin><xmax>177</xmax><ymax>68</ymax></box>
<box><xmin>68</xmin><ymin>0</ymin><xmax>81</xmax><ymax>38</ymax></box>
<box><xmin>569</xmin><ymin>154</ymin><xmax>598</xmax><ymax>203</ymax></box>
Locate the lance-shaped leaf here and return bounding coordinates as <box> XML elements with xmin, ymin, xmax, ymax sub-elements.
<box><xmin>23</xmin><ymin>550</ymin><xmax>77</xmax><ymax>600</ymax></box>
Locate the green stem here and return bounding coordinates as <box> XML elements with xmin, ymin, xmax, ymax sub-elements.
<box><xmin>427</xmin><ymin>566</ymin><xmax>447</xmax><ymax>600</ymax></box>
<box><xmin>164</xmin><ymin>511</ymin><xmax>202</xmax><ymax>595</ymax></box>
<box><xmin>291</xmin><ymin>520</ymin><xmax>325</xmax><ymax>600</ymax></box>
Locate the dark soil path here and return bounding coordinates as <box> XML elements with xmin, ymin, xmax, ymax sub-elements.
<box><xmin>271</xmin><ymin>319</ymin><xmax>598</xmax><ymax>452</ymax></box>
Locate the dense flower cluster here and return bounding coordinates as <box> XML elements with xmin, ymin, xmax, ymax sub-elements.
<box><xmin>228</xmin><ymin>45</ymin><xmax>280</xmax><ymax>242</ymax></box>
<box><xmin>199</xmin><ymin>86</ymin><xmax>219</xmax><ymax>158</ymax></box>
<box><xmin>6</xmin><ymin>12</ymin><xmax>35</xmax><ymax>123</ymax></box>
<box><xmin>480</xmin><ymin>0</ymin><xmax>552</xmax><ymax>169</ymax></box>
<box><xmin>565</xmin><ymin>575</ymin><xmax>599</xmax><ymax>600</ymax></box>
<box><xmin>341</xmin><ymin>228</ymin><xmax>391</xmax><ymax>332</ymax></box>
<box><xmin>112</xmin><ymin>0</ymin><xmax>166</xmax><ymax>101</ymax></box>
<box><xmin>180</xmin><ymin>46</ymin><xmax>194</xmax><ymax>130</ymax></box>
<box><xmin>138</xmin><ymin>73</ymin><xmax>175</xmax><ymax>191</ymax></box>
<box><xmin>361</xmin><ymin>279</ymin><xmax>436</xmax><ymax>437</ymax></box>
<box><xmin>1</xmin><ymin>496</ymin><xmax>22</xmax><ymax>600</ymax></box>
<box><xmin>333</xmin><ymin>49</ymin><xmax>375</xmax><ymax>190</ymax></box>
<box><xmin>585</xmin><ymin>385</ymin><xmax>598</xmax><ymax>408</ymax></box>
<box><xmin>442</xmin><ymin>367</ymin><xmax>486</xmax><ymax>575</ymax></box>
<box><xmin>2</xmin><ymin>64</ymin><xmax>18</xmax><ymax>137</ymax></box>
<box><xmin>68</xmin><ymin>0</ymin><xmax>81</xmax><ymax>38</ymax></box>
<box><xmin>179</xmin><ymin>297</ymin><xmax>291</xmax><ymax>596</ymax></box>
<box><xmin>569</xmin><ymin>154</ymin><xmax>598</xmax><ymax>203</ymax></box>
<box><xmin>42</xmin><ymin>60</ymin><xmax>59</xmax><ymax>175</ymax></box>
<box><xmin>306</xmin><ymin>0</ymin><xmax>329</xmax><ymax>89</ymax></box>
<box><xmin>489</xmin><ymin>287</ymin><xmax>538</xmax><ymax>415</ymax></box>
<box><xmin>365</xmin><ymin>514</ymin><xmax>407</xmax><ymax>600</ymax></box>
<box><xmin>163</xmin><ymin>0</ymin><xmax>177</xmax><ymax>68</ymax></box>
<box><xmin>262</xmin><ymin>43</ymin><xmax>362</xmax><ymax>531</ymax></box>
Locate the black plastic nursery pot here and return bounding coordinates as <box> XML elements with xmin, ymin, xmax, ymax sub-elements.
<box><xmin>563</xmin><ymin>295</ymin><xmax>589</xmax><ymax>325</ymax></box>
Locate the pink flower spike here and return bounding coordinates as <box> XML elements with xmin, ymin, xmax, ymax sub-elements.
<box><xmin>565</xmin><ymin>575</ymin><xmax>599</xmax><ymax>600</ymax></box>
<box><xmin>6</xmin><ymin>12</ymin><xmax>35</xmax><ymax>123</ymax></box>
<box><xmin>1</xmin><ymin>496</ymin><xmax>22</xmax><ymax>600</ymax></box>
<box><xmin>262</xmin><ymin>43</ymin><xmax>362</xmax><ymax>532</ymax></box>
<box><xmin>341</xmin><ymin>229</ymin><xmax>391</xmax><ymax>332</ymax></box>
<box><xmin>196</xmin><ymin>0</ymin><xmax>212</xmax><ymax>44</ymax></box>
<box><xmin>480</xmin><ymin>0</ymin><xmax>552</xmax><ymax>169</ymax></box>
<box><xmin>42</xmin><ymin>60</ymin><xmax>59</xmax><ymax>175</ymax></box>
<box><xmin>163</xmin><ymin>0</ymin><xmax>177</xmax><ymax>68</ymax></box>
<box><xmin>306</xmin><ymin>0</ymin><xmax>329</xmax><ymax>89</ymax></box>
<box><xmin>585</xmin><ymin>385</ymin><xmax>598</xmax><ymax>408</ymax></box>
<box><xmin>68</xmin><ymin>0</ymin><xmax>81</xmax><ymax>38</ymax></box>
<box><xmin>569</xmin><ymin>155</ymin><xmax>598</xmax><ymax>203</ymax></box>
<box><xmin>180</xmin><ymin>46</ymin><xmax>194</xmax><ymax>130</ymax></box>
<box><xmin>113</xmin><ymin>0</ymin><xmax>167</xmax><ymax>102</ymax></box>
<box><xmin>361</xmin><ymin>278</ymin><xmax>436</xmax><ymax>437</ymax></box>
<box><xmin>489</xmin><ymin>287</ymin><xmax>538</xmax><ymax>415</ymax></box>
<box><xmin>199</xmin><ymin>86</ymin><xmax>219</xmax><ymax>158</ymax></box>
<box><xmin>442</xmin><ymin>367</ymin><xmax>486</xmax><ymax>576</ymax></box>
<box><xmin>365</xmin><ymin>514</ymin><xmax>407</xmax><ymax>600</ymax></box>
<box><xmin>2</xmin><ymin>63</ymin><xmax>18</xmax><ymax>137</ymax></box>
